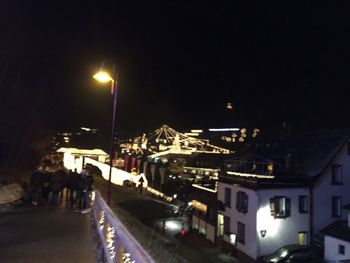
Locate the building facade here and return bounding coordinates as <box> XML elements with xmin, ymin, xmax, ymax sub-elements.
<box><xmin>218</xmin><ymin>173</ymin><xmax>310</xmax><ymax>261</ymax></box>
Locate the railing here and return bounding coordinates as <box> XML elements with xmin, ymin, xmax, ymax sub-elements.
<box><xmin>92</xmin><ymin>190</ymin><xmax>156</xmax><ymax>263</ymax></box>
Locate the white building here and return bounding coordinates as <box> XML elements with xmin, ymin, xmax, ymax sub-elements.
<box><xmin>322</xmin><ymin>204</ymin><xmax>350</xmax><ymax>263</ymax></box>
<box><xmin>217</xmin><ymin>130</ymin><xmax>350</xmax><ymax>262</ymax></box>
<box><xmin>217</xmin><ymin>172</ymin><xmax>310</xmax><ymax>262</ymax></box>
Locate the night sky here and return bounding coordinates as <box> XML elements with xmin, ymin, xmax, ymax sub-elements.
<box><xmin>1</xmin><ymin>1</ymin><xmax>350</xmax><ymax>139</ymax></box>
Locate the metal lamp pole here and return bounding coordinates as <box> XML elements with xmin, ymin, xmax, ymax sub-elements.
<box><xmin>93</xmin><ymin>60</ymin><xmax>118</xmax><ymax>206</ymax></box>
<box><xmin>107</xmin><ymin>77</ymin><xmax>118</xmax><ymax>205</ymax></box>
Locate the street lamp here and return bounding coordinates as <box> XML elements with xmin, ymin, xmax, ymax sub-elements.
<box><xmin>93</xmin><ymin>60</ymin><xmax>118</xmax><ymax>205</ymax></box>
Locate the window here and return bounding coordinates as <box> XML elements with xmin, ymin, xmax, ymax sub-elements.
<box><xmin>217</xmin><ymin>214</ymin><xmax>224</xmax><ymax>236</ymax></box>
<box><xmin>339</xmin><ymin>244</ymin><xmax>345</xmax><ymax>255</ymax></box>
<box><xmin>267</xmin><ymin>163</ymin><xmax>274</xmax><ymax>175</ymax></box>
<box><xmin>299</xmin><ymin>196</ymin><xmax>308</xmax><ymax>213</ymax></box>
<box><xmin>224</xmin><ymin>188</ymin><xmax>231</xmax><ymax>207</ymax></box>
<box><xmin>332</xmin><ymin>196</ymin><xmax>342</xmax><ymax>217</ymax></box>
<box><xmin>270</xmin><ymin>196</ymin><xmax>291</xmax><ymax>218</ymax></box>
<box><xmin>298</xmin><ymin>232</ymin><xmax>308</xmax><ymax>246</ymax></box>
<box><xmin>224</xmin><ymin>216</ymin><xmax>230</xmax><ymax>234</ymax></box>
<box><xmin>236</xmin><ymin>191</ymin><xmax>249</xmax><ymax>214</ymax></box>
<box><xmin>331</xmin><ymin>165</ymin><xmax>343</xmax><ymax>185</ymax></box>
<box><xmin>237</xmin><ymin>222</ymin><xmax>245</xmax><ymax>244</ymax></box>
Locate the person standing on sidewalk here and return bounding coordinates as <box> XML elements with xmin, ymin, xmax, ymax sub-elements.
<box><xmin>30</xmin><ymin>166</ymin><xmax>43</xmax><ymax>206</ymax></box>
<box><xmin>49</xmin><ymin>168</ymin><xmax>65</xmax><ymax>206</ymax></box>
<box><xmin>80</xmin><ymin>169</ymin><xmax>93</xmax><ymax>214</ymax></box>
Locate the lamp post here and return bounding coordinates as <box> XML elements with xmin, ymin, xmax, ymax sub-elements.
<box><xmin>93</xmin><ymin>60</ymin><xmax>118</xmax><ymax>205</ymax></box>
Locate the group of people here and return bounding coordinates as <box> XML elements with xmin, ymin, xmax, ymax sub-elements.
<box><xmin>30</xmin><ymin>164</ymin><xmax>93</xmax><ymax>213</ymax></box>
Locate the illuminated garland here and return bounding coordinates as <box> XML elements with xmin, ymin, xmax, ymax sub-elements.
<box><xmin>99</xmin><ymin>211</ymin><xmax>105</xmax><ymax>231</ymax></box>
<box><xmin>226</xmin><ymin>171</ymin><xmax>275</xmax><ymax>179</ymax></box>
<box><xmin>105</xmin><ymin>222</ymin><xmax>116</xmax><ymax>261</ymax></box>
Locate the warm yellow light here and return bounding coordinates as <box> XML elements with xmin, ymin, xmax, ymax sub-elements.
<box><xmin>93</xmin><ymin>71</ymin><xmax>113</xmax><ymax>83</ymax></box>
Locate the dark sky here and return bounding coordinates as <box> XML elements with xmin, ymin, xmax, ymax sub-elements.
<box><xmin>2</xmin><ymin>1</ymin><xmax>350</xmax><ymax>138</ymax></box>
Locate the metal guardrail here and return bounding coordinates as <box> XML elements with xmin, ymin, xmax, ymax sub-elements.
<box><xmin>92</xmin><ymin>190</ymin><xmax>156</xmax><ymax>263</ymax></box>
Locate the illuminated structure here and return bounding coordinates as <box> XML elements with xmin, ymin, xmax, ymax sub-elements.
<box><xmin>120</xmin><ymin>125</ymin><xmax>232</xmax><ymax>158</ymax></box>
<box><xmin>60</xmin><ymin>148</ymin><xmax>148</xmax><ymax>188</ymax></box>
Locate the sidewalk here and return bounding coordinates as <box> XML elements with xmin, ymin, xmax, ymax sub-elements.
<box><xmin>0</xmin><ymin>202</ymin><xmax>96</xmax><ymax>263</ymax></box>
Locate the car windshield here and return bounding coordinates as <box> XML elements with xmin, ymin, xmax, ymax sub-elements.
<box><xmin>264</xmin><ymin>246</ymin><xmax>297</xmax><ymax>262</ymax></box>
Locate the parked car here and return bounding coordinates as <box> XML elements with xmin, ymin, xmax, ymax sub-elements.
<box><xmin>260</xmin><ymin>244</ymin><xmax>324</xmax><ymax>263</ymax></box>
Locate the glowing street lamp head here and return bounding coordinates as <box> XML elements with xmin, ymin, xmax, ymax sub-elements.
<box><xmin>93</xmin><ymin>70</ymin><xmax>114</xmax><ymax>83</ymax></box>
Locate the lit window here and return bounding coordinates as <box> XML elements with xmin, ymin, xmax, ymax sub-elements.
<box><xmin>299</xmin><ymin>196</ymin><xmax>308</xmax><ymax>213</ymax></box>
<box><xmin>331</xmin><ymin>165</ymin><xmax>342</xmax><ymax>185</ymax></box>
<box><xmin>237</xmin><ymin>222</ymin><xmax>245</xmax><ymax>244</ymax></box>
<box><xmin>332</xmin><ymin>196</ymin><xmax>342</xmax><ymax>217</ymax></box>
<box><xmin>270</xmin><ymin>196</ymin><xmax>291</xmax><ymax>218</ymax></box>
<box><xmin>224</xmin><ymin>188</ymin><xmax>231</xmax><ymax>208</ymax></box>
<box><xmin>339</xmin><ymin>244</ymin><xmax>345</xmax><ymax>255</ymax></box>
<box><xmin>236</xmin><ymin>191</ymin><xmax>249</xmax><ymax>214</ymax></box>
<box><xmin>267</xmin><ymin>163</ymin><xmax>273</xmax><ymax>175</ymax></box>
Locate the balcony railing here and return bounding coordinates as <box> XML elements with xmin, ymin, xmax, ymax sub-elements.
<box><xmin>92</xmin><ymin>190</ymin><xmax>155</xmax><ymax>263</ymax></box>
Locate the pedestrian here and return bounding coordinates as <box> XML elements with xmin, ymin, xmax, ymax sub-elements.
<box><xmin>70</xmin><ymin>169</ymin><xmax>80</xmax><ymax>208</ymax></box>
<box><xmin>65</xmin><ymin>169</ymin><xmax>72</xmax><ymax>203</ymax></box>
<box><xmin>75</xmin><ymin>168</ymin><xmax>87</xmax><ymax>212</ymax></box>
<box><xmin>49</xmin><ymin>168</ymin><xmax>65</xmax><ymax>206</ymax></box>
<box><xmin>80</xmin><ymin>169</ymin><xmax>92</xmax><ymax>214</ymax></box>
<box><xmin>41</xmin><ymin>166</ymin><xmax>52</xmax><ymax>205</ymax></box>
<box><xmin>30</xmin><ymin>166</ymin><xmax>43</xmax><ymax>206</ymax></box>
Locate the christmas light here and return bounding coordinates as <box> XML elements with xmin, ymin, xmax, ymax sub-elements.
<box><xmin>99</xmin><ymin>211</ymin><xmax>105</xmax><ymax>231</ymax></box>
<box><xmin>105</xmin><ymin>223</ymin><xmax>116</xmax><ymax>261</ymax></box>
<box><xmin>226</xmin><ymin>171</ymin><xmax>275</xmax><ymax>179</ymax></box>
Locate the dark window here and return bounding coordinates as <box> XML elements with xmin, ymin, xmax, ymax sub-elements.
<box><xmin>339</xmin><ymin>244</ymin><xmax>345</xmax><ymax>255</ymax></box>
<box><xmin>270</xmin><ymin>196</ymin><xmax>291</xmax><ymax>218</ymax></box>
<box><xmin>331</xmin><ymin>165</ymin><xmax>343</xmax><ymax>185</ymax></box>
<box><xmin>299</xmin><ymin>196</ymin><xmax>308</xmax><ymax>213</ymax></box>
<box><xmin>332</xmin><ymin>196</ymin><xmax>342</xmax><ymax>217</ymax></box>
<box><xmin>236</xmin><ymin>191</ymin><xmax>249</xmax><ymax>214</ymax></box>
<box><xmin>224</xmin><ymin>188</ymin><xmax>231</xmax><ymax>207</ymax></box>
<box><xmin>237</xmin><ymin>222</ymin><xmax>245</xmax><ymax>244</ymax></box>
<box><xmin>224</xmin><ymin>216</ymin><xmax>230</xmax><ymax>234</ymax></box>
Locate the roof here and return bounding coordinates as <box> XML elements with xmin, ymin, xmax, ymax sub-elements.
<box><xmin>219</xmin><ymin>172</ymin><xmax>309</xmax><ymax>190</ymax></box>
<box><xmin>188</xmin><ymin>187</ymin><xmax>219</xmax><ymax>208</ymax></box>
<box><xmin>185</xmin><ymin>152</ymin><xmax>230</xmax><ymax>169</ymax></box>
<box><xmin>321</xmin><ymin>220</ymin><xmax>350</xmax><ymax>242</ymax></box>
<box><xmin>227</xmin><ymin>129</ymin><xmax>350</xmax><ymax>179</ymax></box>
<box><xmin>57</xmin><ymin>147</ymin><xmax>108</xmax><ymax>156</ymax></box>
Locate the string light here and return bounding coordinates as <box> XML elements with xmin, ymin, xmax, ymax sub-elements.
<box><xmin>226</xmin><ymin>171</ymin><xmax>275</xmax><ymax>179</ymax></box>
<box><xmin>99</xmin><ymin>211</ymin><xmax>105</xmax><ymax>231</ymax></box>
<box><xmin>122</xmin><ymin>252</ymin><xmax>135</xmax><ymax>263</ymax></box>
<box><xmin>105</xmin><ymin>222</ymin><xmax>116</xmax><ymax>261</ymax></box>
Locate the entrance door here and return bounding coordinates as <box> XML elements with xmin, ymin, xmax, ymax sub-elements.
<box><xmin>298</xmin><ymin>232</ymin><xmax>308</xmax><ymax>246</ymax></box>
